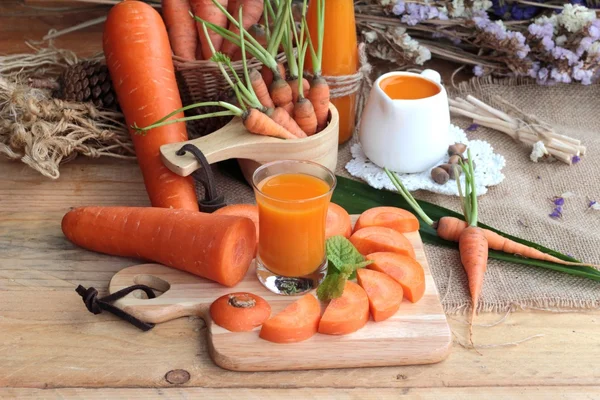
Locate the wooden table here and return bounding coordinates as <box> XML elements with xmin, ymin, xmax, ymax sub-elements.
<box><xmin>2</xmin><ymin>2</ymin><xmax>600</xmax><ymax>399</ymax></box>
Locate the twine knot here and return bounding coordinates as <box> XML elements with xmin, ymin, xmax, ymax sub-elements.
<box><xmin>76</xmin><ymin>285</ymin><xmax>102</xmax><ymax>314</ymax></box>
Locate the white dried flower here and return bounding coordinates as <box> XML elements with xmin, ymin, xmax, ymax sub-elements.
<box><xmin>472</xmin><ymin>0</ymin><xmax>493</xmax><ymax>12</ymax></box>
<box><xmin>379</xmin><ymin>0</ymin><xmax>394</xmax><ymax>6</ymax></box>
<box><xmin>450</xmin><ymin>0</ymin><xmax>466</xmax><ymax>18</ymax></box>
<box><xmin>561</xmin><ymin>191</ymin><xmax>577</xmax><ymax>198</ymax></box>
<box><xmin>530</xmin><ymin>141</ymin><xmax>548</xmax><ymax>162</ymax></box>
<box><xmin>557</xmin><ymin>4</ymin><xmax>596</xmax><ymax>33</ymax></box>
<box><xmin>362</xmin><ymin>30</ymin><xmax>378</xmax><ymax>44</ymax></box>
<box><xmin>391</xmin><ymin>27</ymin><xmax>432</xmax><ymax>65</ymax></box>
<box><xmin>494</xmin><ymin>20</ymin><xmax>507</xmax><ymax>32</ymax></box>
<box><xmin>535</xmin><ymin>14</ymin><xmax>558</xmax><ymax>27</ymax></box>
<box><xmin>556</xmin><ymin>35</ymin><xmax>568</xmax><ymax>46</ymax></box>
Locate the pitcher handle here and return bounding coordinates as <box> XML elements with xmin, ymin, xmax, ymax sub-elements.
<box><xmin>420</xmin><ymin>69</ymin><xmax>441</xmax><ymax>84</ymax></box>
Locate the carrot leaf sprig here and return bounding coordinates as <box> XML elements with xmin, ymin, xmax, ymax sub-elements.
<box><xmin>317</xmin><ymin>236</ymin><xmax>372</xmax><ymax>301</ymax></box>
<box><xmin>291</xmin><ymin>0</ymin><xmax>310</xmax><ymax>97</ymax></box>
<box><xmin>457</xmin><ymin>149</ymin><xmax>478</xmax><ymax>227</ymax></box>
<box><xmin>384</xmin><ymin>168</ymin><xmax>435</xmax><ymax>227</ymax></box>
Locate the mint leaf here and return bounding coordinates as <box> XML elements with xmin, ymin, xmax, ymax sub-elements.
<box><xmin>317</xmin><ymin>273</ymin><xmax>347</xmax><ymax>301</ymax></box>
<box><xmin>326</xmin><ymin>236</ymin><xmax>367</xmax><ymax>271</ymax></box>
<box><xmin>342</xmin><ymin>260</ymin><xmax>373</xmax><ymax>279</ymax></box>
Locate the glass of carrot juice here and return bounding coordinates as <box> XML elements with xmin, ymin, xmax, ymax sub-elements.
<box><xmin>252</xmin><ymin>160</ymin><xmax>336</xmax><ymax>295</ymax></box>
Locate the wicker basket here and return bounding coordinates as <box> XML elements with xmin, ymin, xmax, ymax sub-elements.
<box><xmin>173</xmin><ymin>54</ymin><xmax>287</xmax><ymax>106</ymax></box>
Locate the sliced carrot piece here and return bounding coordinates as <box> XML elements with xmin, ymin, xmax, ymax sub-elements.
<box><xmin>259</xmin><ymin>294</ymin><xmax>321</xmax><ymax>343</ymax></box>
<box><xmin>318</xmin><ymin>281</ymin><xmax>369</xmax><ymax>335</ymax></box>
<box><xmin>366</xmin><ymin>252</ymin><xmax>426</xmax><ymax>303</ymax></box>
<box><xmin>210</xmin><ymin>292</ymin><xmax>271</xmax><ymax>332</ymax></box>
<box><xmin>356</xmin><ymin>268</ymin><xmax>403</xmax><ymax>322</ymax></box>
<box><xmin>354</xmin><ymin>206</ymin><xmax>419</xmax><ymax>234</ymax></box>
<box><xmin>326</xmin><ymin>203</ymin><xmax>352</xmax><ymax>239</ymax></box>
<box><xmin>349</xmin><ymin>226</ymin><xmax>416</xmax><ymax>259</ymax></box>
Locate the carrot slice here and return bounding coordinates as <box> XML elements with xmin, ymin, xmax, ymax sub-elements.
<box><xmin>210</xmin><ymin>292</ymin><xmax>271</xmax><ymax>332</ymax></box>
<box><xmin>366</xmin><ymin>252</ymin><xmax>426</xmax><ymax>303</ymax></box>
<box><xmin>259</xmin><ymin>294</ymin><xmax>321</xmax><ymax>343</ymax></box>
<box><xmin>318</xmin><ymin>281</ymin><xmax>369</xmax><ymax>335</ymax></box>
<box><xmin>349</xmin><ymin>226</ymin><xmax>416</xmax><ymax>259</ymax></box>
<box><xmin>325</xmin><ymin>203</ymin><xmax>352</xmax><ymax>239</ymax></box>
<box><xmin>354</xmin><ymin>206</ymin><xmax>419</xmax><ymax>234</ymax></box>
<box><xmin>356</xmin><ymin>268</ymin><xmax>403</xmax><ymax>322</ymax></box>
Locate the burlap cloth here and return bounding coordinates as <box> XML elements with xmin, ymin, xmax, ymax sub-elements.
<box><xmin>207</xmin><ymin>77</ymin><xmax>600</xmax><ymax>315</ymax></box>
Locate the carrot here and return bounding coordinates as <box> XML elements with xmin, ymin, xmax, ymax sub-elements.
<box><xmin>249</xmin><ymin>68</ymin><xmax>274</xmax><ymax>109</ymax></box>
<box><xmin>354</xmin><ymin>206</ymin><xmax>419</xmax><ymax>234</ymax></box>
<box><xmin>384</xmin><ymin>168</ymin><xmax>600</xmax><ymax>268</ymax></box>
<box><xmin>293</xmin><ymin>98</ymin><xmax>317</xmax><ymax>135</ymax></box>
<box><xmin>103</xmin><ymin>1</ymin><xmax>198</xmax><ymax>211</ymax></box>
<box><xmin>366</xmin><ymin>252</ymin><xmax>426</xmax><ymax>303</ymax></box>
<box><xmin>289</xmin><ymin>77</ymin><xmax>311</xmax><ymax>103</ymax></box>
<box><xmin>259</xmin><ymin>294</ymin><xmax>321</xmax><ymax>343</ymax></box>
<box><xmin>282</xmin><ymin>100</ymin><xmax>295</xmax><ymax>115</ymax></box>
<box><xmin>318</xmin><ymin>281</ymin><xmax>369</xmax><ymax>335</ymax></box>
<box><xmin>455</xmin><ymin>153</ymin><xmax>489</xmax><ymax>345</ymax></box>
<box><xmin>356</xmin><ymin>268</ymin><xmax>403</xmax><ymax>322</ymax></box>
<box><xmin>325</xmin><ymin>202</ymin><xmax>352</xmax><ymax>239</ymax></box>
<box><xmin>221</xmin><ymin>0</ymin><xmax>264</xmax><ymax>57</ymax></box>
<box><xmin>269</xmin><ymin>107</ymin><xmax>306</xmax><ymax>138</ymax></box>
<box><xmin>226</xmin><ymin>0</ymin><xmax>238</xmax><ymax>17</ymax></box>
<box><xmin>161</xmin><ymin>0</ymin><xmax>197</xmax><ymax>60</ymax></box>
<box><xmin>210</xmin><ymin>292</ymin><xmax>271</xmax><ymax>331</ymax></box>
<box><xmin>261</xmin><ymin>63</ymin><xmax>285</xmax><ymax>88</ymax></box>
<box><xmin>190</xmin><ymin>0</ymin><xmax>229</xmax><ymax>60</ymax></box>
<box><xmin>307</xmin><ymin>75</ymin><xmax>330</xmax><ymax>131</ymax></box>
<box><xmin>214</xmin><ymin>204</ymin><xmax>259</xmax><ymax>251</ymax></box>
<box><xmin>350</xmin><ymin>226</ymin><xmax>416</xmax><ymax>259</ymax></box>
<box><xmin>243</xmin><ymin>107</ymin><xmax>296</xmax><ymax>139</ymax></box>
<box><xmin>270</xmin><ymin>76</ymin><xmax>293</xmax><ymax>110</ymax></box>
<box><xmin>61</xmin><ymin>206</ymin><xmax>256</xmax><ymax>287</ymax></box>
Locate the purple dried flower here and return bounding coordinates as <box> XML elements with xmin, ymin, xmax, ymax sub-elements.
<box><xmin>473</xmin><ymin>65</ymin><xmax>484</xmax><ymax>76</ymax></box>
<box><xmin>537</xmin><ymin>67</ymin><xmax>550</xmax><ymax>84</ymax></box>
<box><xmin>553</xmin><ymin>197</ymin><xmax>565</xmax><ymax>206</ymax></box>
<box><xmin>554</xmin><ymin>205</ymin><xmax>564</xmax><ymax>213</ymax></box>
<box><xmin>572</xmin><ymin>155</ymin><xmax>582</xmax><ymax>163</ymax></box>
<box><xmin>550</xmin><ymin>68</ymin><xmax>572</xmax><ymax>83</ymax></box>
<box><xmin>549</xmin><ymin>209</ymin><xmax>562</xmax><ymax>219</ymax></box>
<box><xmin>467</xmin><ymin>123</ymin><xmax>480</xmax><ymax>131</ymax></box>
<box><xmin>552</xmin><ymin>47</ymin><xmax>579</xmax><ymax>66</ymax></box>
<box><xmin>542</xmin><ymin>36</ymin><xmax>555</xmax><ymax>51</ymax></box>
<box><xmin>392</xmin><ymin>1</ymin><xmax>405</xmax><ymax>15</ymax></box>
<box><xmin>589</xmin><ymin>200</ymin><xmax>597</xmax><ymax>207</ymax></box>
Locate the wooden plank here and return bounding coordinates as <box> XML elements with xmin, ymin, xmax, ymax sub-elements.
<box><xmin>3</xmin><ymin>387</ymin><xmax>600</xmax><ymax>399</ymax></box>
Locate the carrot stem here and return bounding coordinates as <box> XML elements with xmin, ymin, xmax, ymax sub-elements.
<box><xmin>135</xmin><ymin>110</ymin><xmax>237</xmax><ymax>133</ymax></box>
<box><xmin>384</xmin><ymin>168</ymin><xmax>435</xmax><ymax>227</ymax></box>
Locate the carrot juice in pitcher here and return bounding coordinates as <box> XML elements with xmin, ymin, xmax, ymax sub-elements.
<box><xmin>252</xmin><ymin>160</ymin><xmax>336</xmax><ymax>295</ymax></box>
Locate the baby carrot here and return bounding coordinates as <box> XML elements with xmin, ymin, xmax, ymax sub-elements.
<box><xmin>161</xmin><ymin>0</ymin><xmax>197</xmax><ymax>60</ymax></box>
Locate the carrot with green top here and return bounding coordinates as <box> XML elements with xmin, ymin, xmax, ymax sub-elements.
<box><xmin>384</xmin><ymin>167</ymin><xmax>600</xmax><ymax>268</ymax></box>
<box><xmin>305</xmin><ymin>0</ymin><xmax>330</xmax><ymax>131</ymax></box>
<box><xmin>161</xmin><ymin>0</ymin><xmax>198</xmax><ymax>60</ymax></box>
<box><xmin>190</xmin><ymin>0</ymin><xmax>229</xmax><ymax>59</ymax></box>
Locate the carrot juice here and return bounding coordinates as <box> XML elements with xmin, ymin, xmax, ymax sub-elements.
<box><xmin>252</xmin><ymin>160</ymin><xmax>336</xmax><ymax>294</ymax></box>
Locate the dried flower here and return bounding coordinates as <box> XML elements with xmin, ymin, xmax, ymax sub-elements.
<box><xmin>553</xmin><ymin>197</ymin><xmax>565</xmax><ymax>206</ymax></box>
<box><xmin>549</xmin><ymin>209</ymin><xmax>562</xmax><ymax>219</ymax></box>
<box><xmin>572</xmin><ymin>155</ymin><xmax>581</xmax><ymax>164</ymax></box>
<box><xmin>588</xmin><ymin>200</ymin><xmax>600</xmax><ymax>211</ymax></box>
<box><xmin>466</xmin><ymin>123</ymin><xmax>480</xmax><ymax>131</ymax></box>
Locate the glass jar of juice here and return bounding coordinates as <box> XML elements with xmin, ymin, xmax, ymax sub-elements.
<box><xmin>307</xmin><ymin>0</ymin><xmax>358</xmax><ymax>144</ymax></box>
<box><xmin>252</xmin><ymin>160</ymin><xmax>336</xmax><ymax>295</ymax></box>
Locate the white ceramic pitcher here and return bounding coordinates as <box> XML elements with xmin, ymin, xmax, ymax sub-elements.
<box><xmin>358</xmin><ymin>69</ymin><xmax>451</xmax><ymax>174</ymax></box>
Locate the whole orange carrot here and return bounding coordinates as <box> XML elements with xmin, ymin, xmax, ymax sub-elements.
<box><xmin>249</xmin><ymin>68</ymin><xmax>274</xmax><ymax>109</ymax></box>
<box><xmin>190</xmin><ymin>0</ymin><xmax>229</xmax><ymax>59</ymax></box>
<box><xmin>103</xmin><ymin>1</ymin><xmax>198</xmax><ymax>210</ymax></box>
<box><xmin>161</xmin><ymin>0</ymin><xmax>197</xmax><ymax>60</ymax></box>
<box><xmin>62</xmin><ymin>206</ymin><xmax>257</xmax><ymax>287</ymax></box>
<box><xmin>269</xmin><ymin>107</ymin><xmax>306</xmax><ymax>138</ymax></box>
<box><xmin>221</xmin><ymin>0</ymin><xmax>264</xmax><ymax>57</ymax></box>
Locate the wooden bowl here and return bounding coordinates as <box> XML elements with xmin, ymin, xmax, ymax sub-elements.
<box><xmin>160</xmin><ymin>104</ymin><xmax>339</xmax><ymax>181</ymax></box>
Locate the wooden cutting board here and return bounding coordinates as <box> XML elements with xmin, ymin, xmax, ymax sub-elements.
<box><xmin>108</xmin><ymin>222</ymin><xmax>452</xmax><ymax>372</ymax></box>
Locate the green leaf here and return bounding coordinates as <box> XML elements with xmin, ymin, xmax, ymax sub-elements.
<box><xmin>340</xmin><ymin>260</ymin><xmax>373</xmax><ymax>280</ymax></box>
<box><xmin>326</xmin><ymin>235</ymin><xmax>366</xmax><ymax>271</ymax></box>
<box><xmin>332</xmin><ymin>176</ymin><xmax>600</xmax><ymax>282</ymax></box>
<box><xmin>317</xmin><ymin>272</ymin><xmax>347</xmax><ymax>301</ymax></box>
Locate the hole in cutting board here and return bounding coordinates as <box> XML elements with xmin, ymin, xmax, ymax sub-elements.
<box><xmin>132</xmin><ymin>274</ymin><xmax>171</xmax><ymax>299</ymax></box>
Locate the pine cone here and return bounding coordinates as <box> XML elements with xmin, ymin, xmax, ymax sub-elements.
<box><xmin>186</xmin><ymin>89</ymin><xmax>236</xmax><ymax>138</ymax></box>
<box><xmin>54</xmin><ymin>61</ymin><xmax>118</xmax><ymax>110</ymax></box>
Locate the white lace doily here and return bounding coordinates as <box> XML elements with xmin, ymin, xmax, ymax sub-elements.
<box><xmin>346</xmin><ymin>124</ymin><xmax>506</xmax><ymax>196</ymax></box>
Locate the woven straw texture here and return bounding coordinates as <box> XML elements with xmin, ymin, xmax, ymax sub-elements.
<box><xmin>206</xmin><ymin>77</ymin><xmax>600</xmax><ymax>315</ymax></box>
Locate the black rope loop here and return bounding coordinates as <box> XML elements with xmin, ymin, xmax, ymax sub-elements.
<box><xmin>75</xmin><ymin>284</ymin><xmax>156</xmax><ymax>331</ymax></box>
<box><xmin>176</xmin><ymin>144</ymin><xmax>226</xmax><ymax>213</ymax></box>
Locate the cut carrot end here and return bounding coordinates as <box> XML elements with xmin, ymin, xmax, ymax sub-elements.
<box><xmin>210</xmin><ymin>292</ymin><xmax>271</xmax><ymax>332</ymax></box>
<box><xmin>259</xmin><ymin>294</ymin><xmax>321</xmax><ymax>343</ymax></box>
<box><xmin>318</xmin><ymin>281</ymin><xmax>369</xmax><ymax>335</ymax></box>
<box><xmin>350</xmin><ymin>226</ymin><xmax>416</xmax><ymax>259</ymax></box>
<box><xmin>356</xmin><ymin>268</ymin><xmax>403</xmax><ymax>322</ymax></box>
<box><xmin>214</xmin><ymin>204</ymin><xmax>259</xmax><ymax>256</ymax></box>
<box><xmin>366</xmin><ymin>252</ymin><xmax>426</xmax><ymax>303</ymax></box>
